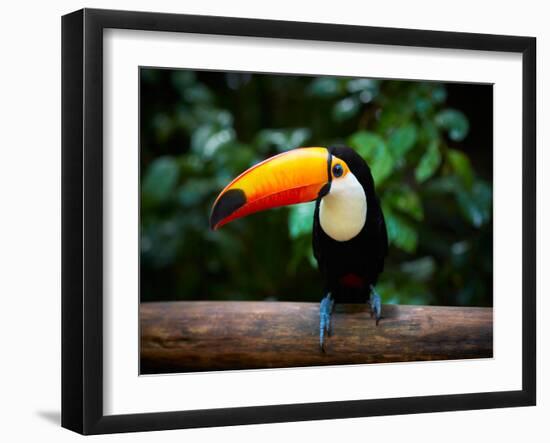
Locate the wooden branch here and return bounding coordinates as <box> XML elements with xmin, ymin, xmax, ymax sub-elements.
<box><xmin>140</xmin><ymin>301</ymin><xmax>493</xmax><ymax>374</ymax></box>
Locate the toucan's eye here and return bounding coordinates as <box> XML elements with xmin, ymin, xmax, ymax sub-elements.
<box><xmin>332</xmin><ymin>163</ymin><xmax>344</xmax><ymax>178</ymax></box>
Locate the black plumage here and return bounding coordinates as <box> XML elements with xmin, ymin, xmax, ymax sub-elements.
<box><xmin>313</xmin><ymin>146</ymin><xmax>388</xmax><ymax>304</ymax></box>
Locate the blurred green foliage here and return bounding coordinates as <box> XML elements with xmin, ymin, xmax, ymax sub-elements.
<box><xmin>140</xmin><ymin>69</ymin><xmax>493</xmax><ymax>307</ymax></box>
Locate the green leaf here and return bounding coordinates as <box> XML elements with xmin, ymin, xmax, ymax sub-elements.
<box><xmin>418</xmin><ymin>120</ymin><xmax>439</xmax><ymax>146</ymax></box>
<box><xmin>431</xmin><ymin>85</ymin><xmax>447</xmax><ymax>103</ymax></box>
<box><xmin>142</xmin><ymin>156</ymin><xmax>179</xmax><ymax>203</ymax></box>
<box><xmin>171</xmin><ymin>71</ymin><xmax>196</xmax><ymax>95</ymax></box>
<box><xmin>387</xmin><ymin>124</ymin><xmax>418</xmax><ymax>158</ymax></box>
<box><xmin>183</xmin><ymin>83</ymin><xmax>214</xmax><ymax>104</ymax></box>
<box><xmin>382</xmin><ymin>203</ymin><xmax>418</xmax><ymax>253</ymax></box>
<box><xmin>415</xmin><ymin>141</ymin><xmax>441</xmax><ymax>183</ymax></box>
<box><xmin>191</xmin><ymin>125</ymin><xmax>235</xmax><ymax>158</ymax></box>
<box><xmin>414</xmin><ymin>97</ymin><xmax>432</xmax><ymax>116</ymax></box>
<box><xmin>288</xmin><ymin>203</ymin><xmax>315</xmax><ymax>238</ymax></box>
<box><xmin>255</xmin><ymin>128</ymin><xmax>312</xmax><ymax>153</ymax></box>
<box><xmin>427</xmin><ymin>176</ymin><xmax>492</xmax><ymax>227</ymax></box>
<box><xmin>385</xmin><ymin>186</ymin><xmax>424</xmax><ymax>221</ymax></box>
<box><xmin>214</xmin><ymin>142</ymin><xmax>256</xmax><ymax>176</ymax></box>
<box><xmin>288</xmin><ymin>128</ymin><xmax>312</xmax><ymax>150</ymax></box>
<box><xmin>348</xmin><ymin>131</ymin><xmax>394</xmax><ymax>185</ymax></box>
<box><xmin>308</xmin><ymin>77</ymin><xmax>341</xmax><ymax>98</ymax></box>
<box><xmin>424</xmin><ymin>175</ymin><xmax>460</xmax><ymax>194</ymax></box>
<box><xmin>376</xmin><ymin>101</ymin><xmax>413</xmax><ymax>134</ymax></box>
<box><xmin>455</xmin><ymin>180</ymin><xmax>492</xmax><ymax>227</ymax></box>
<box><xmin>400</xmin><ymin>257</ymin><xmax>436</xmax><ymax>281</ymax></box>
<box><xmin>447</xmin><ymin>148</ymin><xmax>474</xmax><ymax>188</ymax></box>
<box><xmin>177</xmin><ymin>178</ymin><xmax>215</xmax><ymax>208</ymax></box>
<box><xmin>346</xmin><ymin>78</ymin><xmax>378</xmax><ymax>93</ymax></box>
<box><xmin>193</xmin><ymin>107</ymin><xmax>233</xmax><ymax>128</ymax></box>
<box><xmin>332</xmin><ymin>96</ymin><xmax>360</xmax><ymax>121</ymax></box>
<box><xmin>204</xmin><ymin>128</ymin><xmax>235</xmax><ymax>157</ymax></box>
<box><xmin>435</xmin><ymin>109</ymin><xmax>469</xmax><ymax>141</ymax></box>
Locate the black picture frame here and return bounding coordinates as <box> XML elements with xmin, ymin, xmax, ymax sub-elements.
<box><xmin>62</xmin><ymin>8</ymin><xmax>536</xmax><ymax>435</ymax></box>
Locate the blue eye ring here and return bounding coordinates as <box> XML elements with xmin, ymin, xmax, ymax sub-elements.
<box><xmin>332</xmin><ymin>163</ymin><xmax>344</xmax><ymax>178</ymax></box>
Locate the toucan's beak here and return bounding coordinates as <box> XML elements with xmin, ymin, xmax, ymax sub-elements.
<box><xmin>210</xmin><ymin>147</ymin><xmax>330</xmax><ymax>229</ymax></box>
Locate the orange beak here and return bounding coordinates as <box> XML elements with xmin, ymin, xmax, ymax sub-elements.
<box><xmin>210</xmin><ymin>147</ymin><xmax>330</xmax><ymax>229</ymax></box>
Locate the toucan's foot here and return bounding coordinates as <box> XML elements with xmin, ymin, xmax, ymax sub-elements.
<box><xmin>319</xmin><ymin>293</ymin><xmax>334</xmax><ymax>352</ymax></box>
<box><xmin>369</xmin><ymin>285</ymin><xmax>382</xmax><ymax>325</ymax></box>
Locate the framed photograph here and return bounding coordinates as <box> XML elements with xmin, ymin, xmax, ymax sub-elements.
<box><xmin>62</xmin><ymin>8</ymin><xmax>536</xmax><ymax>434</ymax></box>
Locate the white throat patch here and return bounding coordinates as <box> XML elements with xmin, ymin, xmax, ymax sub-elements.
<box><xmin>319</xmin><ymin>172</ymin><xmax>367</xmax><ymax>242</ymax></box>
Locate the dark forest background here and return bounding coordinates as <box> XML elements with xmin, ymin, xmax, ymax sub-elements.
<box><xmin>140</xmin><ymin>68</ymin><xmax>493</xmax><ymax>307</ymax></box>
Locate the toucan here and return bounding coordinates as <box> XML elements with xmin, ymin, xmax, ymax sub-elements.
<box><xmin>210</xmin><ymin>146</ymin><xmax>388</xmax><ymax>351</ymax></box>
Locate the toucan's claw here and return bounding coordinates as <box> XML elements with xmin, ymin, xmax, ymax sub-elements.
<box><xmin>319</xmin><ymin>293</ymin><xmax>334</xmax><ymax>352</ymax></box>
<box><xmin>369</xmin><ymin>285</ymin><xmax>382</xmax><ymax>325</ymax></box>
